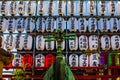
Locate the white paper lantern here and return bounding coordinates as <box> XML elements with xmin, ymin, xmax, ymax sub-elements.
<box><xmin>89</xmin><ymin>35</ymin><xmax>98</xmax><ymax>51</ymax></box>
<box><xmin>90</xmin><ymin>53</ymin><xmax>99</xmax><ymax>67</ymax></box>
<box><xmin>79</xmin><ymin>35</ymin><xmax>88</xmax><ymax>51</ymax></box>
<box><xmin>5</xmin><ymin>34</ymin><xmax>15</xmax><ymax>50</ymax></box>
<box><xmin>67</xmin><ymin>1</ymin><xmax>76</xmax><ymax>14</ymax></box>
<box><xmin>23</xmin><ymin>35</ymin><xmax>32</xmax><ymax>50</ymax></box>
<box><xmin>36</xmin><ymin>35</ymin><xmax>45</xmax><ymax>50</ymax></box>
<box><xmin>78</xmin><ymin>1</ymin><xmax>86</xmax><ymax>14</ymax></box>
<box><xmin>57</xmin><ymin>1</ymin><xmax>65</xmax><ymax>15</ymax></box>
<box><xmin>78</xmin><ymin>18</ymin><xmax>87</xmax><ymax>32</ymax></box>
<box><xmin>98</xmin><ymin>1</ymin><xmax>106</xmax><ymax>15</ymax></box>
<box><xmin>46</xmin><ymin>16</ymin><xmax>54</xmax><ymax>32</ymax></box>
<box><xmin>0</xmin><ymin>1</ymin><xmax>7</xmax><ymax>15</ymax></box>
<box><xmin>37</xmin><ymin>1</ymin><xmax>44</xmax><ymax>14</ymax></box>
<box><xmin>7</xmin><ymin>17</ymin><xmax>16</xmax><ymax>33</ymax></box>
<box><xmin>69</xmin><ymin>54</ymin><xmax>78</xmax><ymax>67</ymax></box>
<box><xmin>88</xmin><ymin>1</ymin><xmax>96</xmax><ymax>15</ymax></box>
<box><xmin>12</xmin><ymin>54</ymin><xmax>22</xmax><ymax>67</ymax></box>
<box><xmin>88</xmin><ymin>17</ymin><xmax>97</xmax><ymax>32</ymax></box>
<box><xmin>15</xmin><ymin>34</ymin><xmax>24</xmax><ymax>50</ymax></box>
<box><xmin>46</xmin><ymin>42</ymin><xmax>54</xmax><ymax>51</ymax></box>
<box><xmin>35</xmin><ymin>54</ymin><xmax>45</xmax><ymax>67</ymax></box>
<box><xmin>56</xmin><ymin>40</ymin><xmax>65</xmax><ymax>50</ymax></box>
<box><xmin>110</xmin><ymin>18</ymin><xmax>119</xmax><ymax>32</ymax></box>
<box><xmin>99</xmin><ymin>18</ymin><xmax>108</xmax><ymax>32</ymax></box>
<box><xmin>69</xmin><ymin>36</ymin><xmax>78</xmax><ymax>50</ymax></box>
<box><xmin>47</xmin><ymin>1</ymin><xmax>54</xmax><ymax>15</ymax></box>
<box><xmin>25</xmin><ymin>17</ymin><xmax>35</xmax><ymax>33</ymax></box>
<box><xmin>111</xmin><ymin>35</ymin><xmax>120</xmax><ymax>50</ymax></box>
<box><xmin>46</xmin><ymin>35</ymin><xmax>54</xmax><ymax>50</ymax></box>
<box><xmin>17</xmin><ymin>1</ymin><xmax>25</xmax><ymax>15</ymax></box>
<box><xmin>79</xmin><ymin>54</ymin><xmax>88</xmax><ymax>67</ymax></box>
<box><xmin>0</xmin><ymin>17</ymin><xmax>6</xmax><ymax>32</ymax></box>
<box><xmin>26</xmin><ymin>1</ymin><xmax>34</xmax><ymax>15</ymax></box>
<box><xmin>117</xmin><ymin>1</ymin><xmax>120</xmax><ymax>15</ymax></box>
<box><xmin>108</xmin><ymin>1</ymin><xmax>116</xmax><ymax>15</ymax></box>
<box><xmin>16</xmin><ymin>17</ymin><xmax>24</xmax><ymax>32</ymax></box>
<box><xmin>56</xmin><ymin>17</ymin><xmax>65</xmax><ymax>31</ymax></box>
<box><xmin>101</xmin><ymin>35</ymin><xmax>110</xmax><ymax>50</ymax></box>
<box><xmin>36</xmin><ymin>17</ymin><xmax>45</xmax><ymax>33</ymax></box>
<box><xmin>68</xmin><ymin>17</ymin><xmax>77</xmax><ymax>32</ymax></box>
<box><xmin>9</xmin><ymin>1</ymin><xmax>17</xmax><ymax>15</ymax></box>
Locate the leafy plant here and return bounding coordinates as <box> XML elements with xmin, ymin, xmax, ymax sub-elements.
<box><xmin>12</xmin><ymin>64</ymin><xmax>28</xmax><ymax>80</ymax></box>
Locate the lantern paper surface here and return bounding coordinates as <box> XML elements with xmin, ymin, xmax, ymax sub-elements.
<box><xmin>36</xmin><ymin>35</ymin><xmax>45</xmax><ymax>50</ymax></box>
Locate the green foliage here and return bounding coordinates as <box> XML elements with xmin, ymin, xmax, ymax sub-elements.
<box><xmin>12</xmin><ymin>64</ymin><xmax>27</xmax><ymax>80</ymax></box>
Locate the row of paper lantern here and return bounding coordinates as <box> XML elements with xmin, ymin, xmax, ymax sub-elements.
<box><xmin>12</xmin><ymin>53</ymin><xmax>100</xmax><ymax>67</ymax></box>
<box><xmin>0</xmin><ymin>17</ymin><xmax>120</xmax><ymax>33</ymax></box>
<box><xmin>0</xmin><ymin>1</ymin><xmax>120</xmax><ymax>15</ymax></box>
<box><xmin>12</xmin><ymin>53</ymin><xmax>120</xmax><ymax>68</ymax></box>
<box><xmin>2</xmin><ymin>34</ymin><xmax>120</xmax><ymax>51</ymax></box>
<box><xmin>67</xmin><ymin>1</ymin><xmax>120</xmax><ymax>15</ymax></box>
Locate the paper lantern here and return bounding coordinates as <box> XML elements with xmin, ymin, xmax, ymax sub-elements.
<box><xmin>69</xmin><ymin>36</ymin><xmax>78</xmax><ymax>50</ymax></box>
<box><xmin>108</xmin><ymin>52</ymin><xmax>118</xmax><ymax>66</ymax></box>
<box><xmin>67</xmin><ymin>1</ymin><xmax>76</xmax><ymax>15</ymax></box>
<box><xmin>88</xmin><ymin>1</ymin><xmax>96</xmax><ymax>15</ymax></box>
<box><xmin>78</xmin><ymin>18</ymin><xmax>87</xmax><ymax>32</ymax></box>
<box><xmin>0</xmin><ymin>36</ymin><xmax>4</xmax><ymax>48</ymax></box>
<box><xmin>98</xmin><ymin>1</ymin><xmax>106</xmax><ymax>15</ymax></box>
<box><xmin>47</xmin><ymin>1</ymin><xmax>54</xmax><ymax>14</ymax></box>
<box><xmin>68</xmin><ymin>17</ymin><xmax>77</xmax><ymax>32</ymax></box>
<box><xmin>79</xmin><ymin>35</ymin><xmax>88</xmax><ymax>51</ymax></box>
<box><xmin>25</xmin><ymin>17</ymin><xmax>35</xmax><ymax>33</ymax></box>
<box><xmin>5</xmin><ymin>34</ymin><xmax>15</xmax><ymax>50</ymax></box>
<box><xmin>89</xmin><ymin>35</ymin><xmax>98</xmax><ymax>51</ymax></box>
<box><xmin>7</xmin><ymin>17</ymin><xmax>16</xmax><ymax>33</ymax></box>
<box><xmin>100</xmin><ymin>52</ymin><xmax>108</xmax><ymax>65</ymax></box>
<box><xmin>15</xmin><ymin>34</ymin><xmax>24</xmax><ymax>50</ymax></box>
<box><xmin>101</xmin><ymin>35</ymin><xmax>110</xmax><ymax>50</ymax></box>
<box><xmin>35</xmin><ymin>54</ymin><xmax>45</xmax><ymax>67</ymax></box>
<box><xmin>108</xmin><ymin>1</ymin><xmax>116</xmax><ymax>15</ymax></box>
<box><xmin>56</xmin><ymin>17</ymin><xmax>65</xmax><ymax>31</ymax></box>
<box><xmin>37</xmin><ymin>1</ymin><xmax>44</xmax><ymax>14</ymax></box>
<box><xmin>117</xmin><ymin>53</ymin><xmax>120</xmax><ymax>66</ymax></box>
<box><xmin>26</xmin><ymin>1</ymin><xmax>34</xmax><ymax>15</ymax></box>
<box><xmin>22</xmin><ymin>54</ymin><xmax>33</xmax><ymax>68</ymax></box>
<box><xmin>12</xmin><ymin>54</ymin><xmax>22</xmax><ymax>67</ymax></box>
<box><xmin>110</xmin><ymin>18</ymin><xmax>119</xmax><ymax>32</ymax></box>
<box><xmin>23</xmin><ymin>35</ymin><xmax>32</xmax><ymax>50</ymax></box>
<box><xmin>111</xmin><ymin>35</ymin><xmax>120</xmax><ymax>50</ymax></box>
<box><xmin>69</xmin><ymin>54</ymin><xmax>78</xmax><ymax>67</ymax></box>
<box><xmin>57</xmin><ymin>1</ymin><xmax>65</xmax><ymax>15</ymax></box>
<box><xmin>46</xmin><ymin>16</ymin><xmax>54</xmax><ymax>32</ymax></box>
<box><xmin>0</xmin><ymin>17</ymin><xmax>7</xmax><ymax>32</ymax></box>
<box><xmin>0</xmin><ymin>1</ymin><xmax>7</xmax><ymax>15</ymax></box>
<box><xmin>79</xmin><ymin>54</ymin><xmax>88</xmax><ymax>67</ymax></box>
<box><xmin>45</xmin><ymin>54</ymin><xmax>55</xmax><ymax>67</ymax></box>
<box><xmin>56</xmin><ymin>40</ymin><xmax>65</xmax><ymax>50</ymax></box>
<box><xmin>99</xmin><ymin>18</ymin><xmax>108</xmax><ymax>32</ymax></box>
<box><xmin>36</xmin><ymin>17</ymin><xmax>45</xmax><ymax>33</ymax></box>
<box><xmin>16</xmin><ymin>17</ymin><xmax>24</xmax><ymax>32</ymax></box>
<box><xmin>117</xmin><ymin>1</ymin><xmax>120</xmax><ymax>15</ymax></box>
<box><xmin>46</xmin><ymin>40</ymin><xmax>54</xmax><ymax>51</ymax></box>
<box><xmin>9</xmin><ymin>1</ymin><xmax>17</xmax><ymax>15</ymax></box>
<box><xmin>88</xmin><ymin>17</ymin><xmax>97</xmax><ymax>32</ymax></box>
<box><xmin>90</xmin><ymin>53</ymin><xmax>99</xmax><ymax>67</ymax></box>
<box><xmin>36</xmin><ymin>35</ymin><xmax>45</xmax><ymax>50</ymax></box>
<box><xmin>78</xmin><ymin>1</ymin><xmax>86</xmax><ymax>14</ymax></box>
<box><xmin>17</xmin><ymin>1</ymin><xmax>25</xmax><ymax>15</ymax></box>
